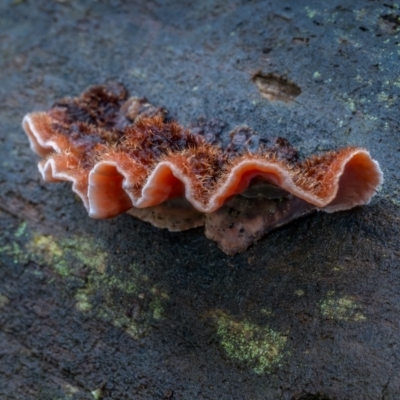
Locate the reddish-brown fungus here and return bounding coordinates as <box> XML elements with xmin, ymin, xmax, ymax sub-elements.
<box><xmin>23</xmin><ymin>83</ymin><xmax>383</xmax><ymax>254</ymax></box>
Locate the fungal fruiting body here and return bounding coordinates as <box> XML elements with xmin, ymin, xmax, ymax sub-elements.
<box><xmin>23</xmin><ymin>83</ymin><xmax>383</xmax><ymax>254</ymax></box>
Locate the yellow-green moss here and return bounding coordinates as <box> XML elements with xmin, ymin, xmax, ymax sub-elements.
<box><xmin>211</xmin><ymin>310</ymin><xmax>288</xmax><ymax>374</ymax></box>
<box><xmin>320</xmin><ymin>291</ymin><xmax>366</xmax><ymax>321</ymax></box>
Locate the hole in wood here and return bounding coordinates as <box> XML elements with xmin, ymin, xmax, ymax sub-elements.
<box><xmin>252</xmin><ymin>72</ymin><xmax>301</xmax><ymax>103</ymax></box>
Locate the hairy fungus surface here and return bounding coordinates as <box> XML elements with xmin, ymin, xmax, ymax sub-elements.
<box><xmin>23</xmin><ymin>83</ymin><xmax>383</xmax><ymax>254</ymax></box>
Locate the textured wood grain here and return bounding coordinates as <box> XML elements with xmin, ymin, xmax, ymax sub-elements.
<box><xmin>1</xmin><ymin>1</ymin><xmax>400</xmax><ymax>399</ymax></box>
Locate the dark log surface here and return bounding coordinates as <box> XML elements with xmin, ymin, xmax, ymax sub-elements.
<box><xmin>1</xmin><ymin>1</ymin><xmax>400</xmax><ymax>399</ymax></box>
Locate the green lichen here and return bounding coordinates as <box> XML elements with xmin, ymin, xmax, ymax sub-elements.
<box><xmin>75</xmin><ymin>290</ymin><xmax>92</xmax><ymax>312</ymax></box>
<box><xmin>27</xmin><ymin>234</ymin><xmax>66</xmax><ymax>275</ymax></box>
<box><xmin>211</xmin><ymin>310</ymin><xmax>288</xmax><ymax>374</ymax></box>
<box><xmin>91</xmin><ymin>388</ymin><xmax>103</xmax><ymax>400</ymax></box>
<box><xmin>63</xmin><ymin>384</ymin><xmax>79</xmax><ymax>395</ymax></box>
<box><xmin>15</xmin><ymin>221</ymin><xmax>27</xmax><ymax>238</ymax></box>
<box><xmin>30</xmin><ymin>232</ymin><xmax>168</xmax><ymax>338</ymax></box>
<box><xmin>260</xmin><ymin>308</ymin><xmax>273</xmax><ymax>316</ymax></box>
<box><xmin>149</xmin><ymin>297</ymin><xmax>164</xmax><ymax>320</ymax></box>
<box><xmin>61</xmin><ymin>236</ymin><xmax>107</xmax><ymax>273</ymax></box>
<box><xmin>313</xmin><ymin>71</ymin><xmax>322</xmax><ymax>80</ymax></box>
<box><xmin>0</xmin><ymin>223</ymin><xmax>27</xmax><ymax>264</ymax></box>
<box><xmin>377</xmin><ymin>91</ymin><xmax>396</xmax><ymax>107</ymax></box>
<box><xmin>0</xmin><ymin>241</ymin><xmax>28</xmax><ymax>264</ymax></box>
<box><xmin>392</xmin><ymin>77</ymin><xmax>400</xmax><ymax>88</ymax></box>
<box><xmin>320</xmin><ymin>291</ymin><xmax>366</xmax><ymax>321</ymax></box>
<box><xmin>2</xmin><ymin>222</ymin><xmax>167</xmax><ymax>339</ymax></box>
<box><xmin>387</xmin><ymin>193</ymin><xmax>400</xmax><ymax>207</ymax></box>
<box><xmin>336</xmin><ymin>88</ymin><xmax>364</xmax><ymax>114</ymax></box>
<box><xmin>305</xmin><ymin>6</ymin><xmax>317</xmax><ymax>18</ymax></box>
<box><xmin>129</xmin><ymin>67</ymin><xmax>147</xmax><ymax>79</ymax></box>
<box><xmin>0</xmin><ymin>293</ymin><xmax>10</xmax><ymax>308</ymax></box>
<box><xmin>26</xmin><ymin>233</ymin><xmax>107</xmax><ymax>277</ymax></box>
<box><xmin>74</xmin><ymin>263</ymin><xmax>168</xmax><ymax>339</ymax></box>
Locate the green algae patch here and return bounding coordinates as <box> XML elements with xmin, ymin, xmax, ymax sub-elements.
<box><xmin>210</xmin><ymin>310</ymin><xmax>288</xmax><ymax>374</ymax></box>
<box><xmin>74</xmin><ymin>264</ymin><xmax>168</xmax><ymax>339</ymax></box>
<box><xmin>26</xmin><ymin>233</ymin><xmax>107</xmax><ymax>277</ymax></box>
<box><xmin>63</xmin><ymin>383</ymin><xmax>79</xmax><ymax>395</ymax></box>
<box><xmin>1</xmin><ymin>222</ymin><xmax>107</xmax><ymax>276</ymax></box>
<box><xmin>2</xmin><ymin>222</ymin><xmax>167</xmax><ymax>339</ymax></box>
<box><xmin>332</xmin><ymin>265</ymin><xmax>345</xmax><ymax>272</ymax></box>
<box><xmin>149</xmin><ymin>297</ymin><xmax>164</xmax><ymax>320</ymax></box>
<box><xmin>0</xmin><ymin>221</ymin><xmax>31</xmax><ymax>265</ymax></box>
<box><xmin>305</xmin><ymin>6</ymin><xmax>317</xmax><ymax>18</ymax></box>
<box><xmin>91</xmin><ymin>388</ymin><xmax>103</xmax><ymax>400</ymax></box>
<box><xmin>75</xmin><ymin>291</ymin><xmax>92</xmax><ymax>312</ymax></box>
<box><xmin>320</xmin><ymin>291</ymin><xmax>366</xmax><ymax>321</ymax></box>
<box><xmin>0</xmin><ymin>293</ymin><xmax>10</xmax><ymax>308</ymax></box>
<box><xmin>24</xmin><ymin>229</ymin><xmax>167</xmax><ymax>339</ymax></box>
<box><xmin>60</xmin><ymin>236</ymin><xmax>107</xmax><ymax>273</ymax></box>
<box><xmin>14</xmin><ymin>221</ymin><xmax>27</xmax><ymax>238</ymax></box>
<box><xmin>0</xmin><ymin>241</ymin><xmax>28</xmax><ymax>265</ymax></box>
<box><xmin>27</xmin><ymin>234</ymin><xmax>65</xmax><ymax>274</ymax></box>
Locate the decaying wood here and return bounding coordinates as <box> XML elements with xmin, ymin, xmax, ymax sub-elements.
<box><xmin>1</xmin><ymin>1</ymin><xmax>400</xmax><ymax>399</ymax></box>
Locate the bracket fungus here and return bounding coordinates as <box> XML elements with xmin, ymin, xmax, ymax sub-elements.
<box><xmin>23</xmin><ymin>83</ymin><xmax>383</xmax><ymax>255</ymax></box>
